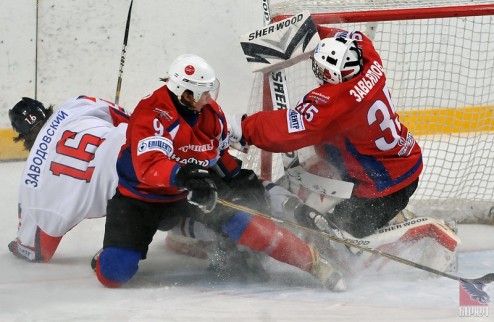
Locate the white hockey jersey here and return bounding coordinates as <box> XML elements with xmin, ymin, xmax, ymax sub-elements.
<box><xmin>16</xmin><ymin>96</ymin><xmax>128</xmax><ymax>253</ymax></box>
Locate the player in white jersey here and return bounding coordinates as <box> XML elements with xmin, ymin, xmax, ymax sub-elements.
<box><xmin>8</xmin><ymin>96</ymin><xmax>129</xmax><ymax>262</ymax></box>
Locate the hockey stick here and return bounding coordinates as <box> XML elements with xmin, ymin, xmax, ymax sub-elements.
<box><xmin>217</xmin><ymin>198</ymin><xmax>494</xmax><ymax>285</ymax></box>
<box><xmin>114</xmin><ymin>0</ymin><xmax>134</xmax><ymax>105</ymax></box>
<box><xmin>261</xmin><ymin>0</ymin><xmax>299</xmax><ymax>173</ymax></box>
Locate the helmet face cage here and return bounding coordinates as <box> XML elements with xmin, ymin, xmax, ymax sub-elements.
<box><xmin>9</xmin><ymin>97</ymin><xmax>48</xmax><ymax>135</ymax></box>
<box><xmin>312</xmin><ymin>37</ymin><xmax>363</xmax><ymax>85</ymax></box>
<box><xmin>166</xmin><ymin>54</ymin><xmax>218</xmax><ymax>102</ymax></box>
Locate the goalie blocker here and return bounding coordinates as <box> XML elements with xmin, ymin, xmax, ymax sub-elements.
<box><xmin>239</xmin><ymin>11</ymin><xmax>320</xmax><ymax>73</ymax></box>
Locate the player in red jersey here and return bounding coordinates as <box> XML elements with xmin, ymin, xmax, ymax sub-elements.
<box><xmin>94</xmin><ymin>54</ymin><xmax>346</xmax><ymax>291</ymax></box>
<box><xmin>229</xmin><ymin>27</ymin><xmax>423</xmax><ymax>239</ymax></box>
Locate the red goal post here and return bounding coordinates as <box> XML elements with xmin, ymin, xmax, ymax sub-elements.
<box><xmin>236</xmin><ymin>0</ymin><xmax>494</xmax><ymax>224</ymax></box>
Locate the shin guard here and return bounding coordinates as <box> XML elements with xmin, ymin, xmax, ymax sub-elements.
<box><xmin>222</xmin><ymin>212</ymin><xmax>316</xmax><ymax>272</ymax></box>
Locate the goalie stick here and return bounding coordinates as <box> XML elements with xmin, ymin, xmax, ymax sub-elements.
<box><xmin>217</xmin><ymin>198</ymin><xmax>494</xmax><ymax>286</ymax></box>
<box><xmin>114</xmin><ymin>0</ymin><xmax>134</xmax><ymax>105</ymax></box>
<box><xmin>261</xmin><ymin>0</ymin><xmax>299</xmax><ymax>173</ymax></box>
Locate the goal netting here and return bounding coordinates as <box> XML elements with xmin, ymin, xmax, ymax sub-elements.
<box><xmin>235</xmin><ymin>0</ymin><xmax>494</xmax><ymax>224</ymax></box>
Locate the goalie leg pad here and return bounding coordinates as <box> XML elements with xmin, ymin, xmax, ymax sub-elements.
<box><xmin>347</xmin><ymin>217</ymin><xmax>460</xmax><ymax>272</ymax></box>
<box><xmin>96</xmin><ymin>246</ymin><xmax>142</xmax><ymax>288</ymax></box>
<box><xmin>222</xmin><ymin>212</ymin><xmax>315</xmax><ymax>272</ymax></box>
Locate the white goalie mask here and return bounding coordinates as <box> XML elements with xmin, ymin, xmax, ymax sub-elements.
<box><xmin>311</xmin><ymin>37</ymin><xmax>363</xmax><ymax>85</ymax></box>
<box><xmin>166</xmin><ymin>54</ymin><xmax>220</xmax><ymax>102</ymax></box>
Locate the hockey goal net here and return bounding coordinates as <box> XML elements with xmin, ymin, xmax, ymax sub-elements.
<box><xmin>236</xmin><ymin>0</ymin><xmax>494</xmax><ymax>223</ymax></box>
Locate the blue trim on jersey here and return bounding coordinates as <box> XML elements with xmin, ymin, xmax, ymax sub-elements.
<box><xmin>215</xmin><ymin>111</ymin><xmax>229</xmax><ymax>141</ymax></box>
<box><xmin>222</xmin><ymin>212</ymin><xmax>252</xmax><ymax>242</ymax></box>
<box><xmin>166</xmin><ymin>119</ymin><xmax>180</xmax><ymax>133</ymax></box>
<box><xmin>117</xmin><ymin>178</ymin><xmax>187</xmax><ymax>202</ymax></box>
<box><xmin>180</xmin><ymin>112</ymin><xmax>199</xmax><ymax>126</ymax></box>
<box><xmin>99</xmin><ymin>247</ymin><xmax>142</xmax><ymax>284</ymax></box>
<box><xmin>345</xmin><ymin>139</ymin><xmax>391</xmax><ymax>191</ymax></box>
<box><xmin>394</xmin><ymin>156</ymin><xmax>422</xmax><ymax>186</ymax></box>
<box><xmin>215</xmin><ymin>158</ymin><xmax>240</xmax><ymax>180</ymax></box>
<box><xmin>321</xmin><ymin>144</ymin><xmax>350</xmax><ymax>180</ymax></box>
<box><xmin>110</xmin><ymin>106</ymin><xmax>130</xmax><ymax>120</ymax></box>
<box><xmin>345</xmin><ymin>139</ymin><xmax>422</xmax><ymax>192</ymax></box>
<box><xmin>169</xmin><ymin>163</ymin><xmax>182</xmax><ymax>187</ymax></box>
<box><xmin>117</xmin><ymin>147</ymin><xmax>187</xmax><ymax>202</ymax></box>
<box><xmin>117</xmin><ymin>147</ymin><xmax>139</xmax><ymax>183</ymax></box>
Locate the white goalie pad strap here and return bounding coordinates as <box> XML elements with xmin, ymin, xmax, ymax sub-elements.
<box><xmin>286</xmin><ymin>165</ymin><xmax>354</xmax><ymax>199</ymax></box>
<box><xmin>240</xmin><ymin>11</ymin><xmax>321</xmax><ymax>73</ymax></box>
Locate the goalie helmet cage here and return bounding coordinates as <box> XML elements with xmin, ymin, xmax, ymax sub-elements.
<box><xmin>237</xmin><ymin>0</ymin><xmax>494</xmax><ymax>223</ymax></box>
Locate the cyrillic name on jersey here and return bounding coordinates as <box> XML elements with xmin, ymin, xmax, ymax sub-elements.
<box><xmin>349</xmin><ymin>61</ymin><xmax>385</xmax><ymax>103</ymax></box>
<box><xmin>24</xmin><ymin>110</ymin><xmax>69</xmax><ymax>188</ymax></box>
<box><xmin>169</xmin><ymin>155</ymin><xmax>211</xmax><ymax>167</ymax></box>
<box><xmin>177</xmin><ymin>140</ymin><xmax>214</xmax><ymax>153</ymax></box>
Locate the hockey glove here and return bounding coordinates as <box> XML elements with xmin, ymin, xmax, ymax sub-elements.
<box><xmin>219</xmin><ymin>169</ymin><xmax>269</xmax><ymax>212</ymax></box>
<box><xmin>176</xmin><ymin>164</ymin><xmax>218</xmax><ymax>213</ymax></box>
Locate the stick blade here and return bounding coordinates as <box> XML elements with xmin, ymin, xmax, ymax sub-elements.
<box><xmin>467</xmin><ymin>273</ymin><xmax>494</xmax><ymax>285</ymax></box>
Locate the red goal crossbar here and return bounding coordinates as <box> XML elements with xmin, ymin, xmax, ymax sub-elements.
<box><xmin>272</xmin><ymin>4</ymin><xmax>494</xmax><ymax>24</ymax></box>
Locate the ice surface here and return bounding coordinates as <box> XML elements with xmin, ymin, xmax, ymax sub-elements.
<box><xmin>0</xmin><ymin>161</ymin><xmax>492</xmax><ymax>321</ymax></box>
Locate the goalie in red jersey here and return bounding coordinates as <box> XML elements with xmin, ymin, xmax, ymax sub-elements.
<box><xmin>94</xmin><ymin>54</ymin><xmax>346</xmax><ymax>291</ymax></box>
<box><xmin>229</xmin><ymin>26</ymin><xmax>423</xmax><ymax>239</ymax></box>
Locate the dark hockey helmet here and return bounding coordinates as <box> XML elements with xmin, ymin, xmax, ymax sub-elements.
<box><xmin>9</xmin><ymin>97</ymin><xmax>49</xmax><ymax>135</ymax></box>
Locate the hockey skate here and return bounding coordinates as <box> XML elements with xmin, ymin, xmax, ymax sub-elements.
<box><xmin>8</xmin><ymin>239</ymin><xmax>37</xmax><ymax>262</ymax></box>
<box><xmin>8</xmin><ymin>240</ymin><xmax>22</xmax><ymax>259</ymax></box>
<box><xmin>311</xmin><ymin>254</ymin><xmax>347</xmax><ymax>292</ymax></box>
<box><xmin>91</xmin><ymin>248</ymin><xmax>103</xmax><ymax>272</ymax></box>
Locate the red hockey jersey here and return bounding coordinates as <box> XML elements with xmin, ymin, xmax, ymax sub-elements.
<box><xmin>242</xmin><ymin>28</ymin><xmax>422</xmax><ymax>198</ymax></box>
<box><xmin>117</xmin><ymin>85</ymin><xmax>240</xmax><ymax>202</ymax></box>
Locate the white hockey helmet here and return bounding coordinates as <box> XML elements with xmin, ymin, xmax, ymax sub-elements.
<box><xmin>166</xmin><ymin>54</ymin><xmax>219</xmax><ymax>102</ymax></box>
<box><xmin>311</xmin><ymin>37</ymin><xmax>363</xmax><ymax>85</ymax></box>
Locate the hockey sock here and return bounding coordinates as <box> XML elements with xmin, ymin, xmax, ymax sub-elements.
<box><xmin>36</xmin><ymin>227</ymin><xmax>62</xmax><ymax>262</ymax></box>
<box><xmin>222</xmin><ymin>211</ymin><xmax>315</xmax><ymax>272</ymax></box>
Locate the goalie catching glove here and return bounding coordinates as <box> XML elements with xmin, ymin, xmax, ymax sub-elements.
<box><xmin>176</xmin><ymin>164</ymin><xmax>217</xmax><ymax>213</ymax></box>
<box><xmin>226</xmin><ymin>114</ymin><xmax>249</xmax><ymax>152</ymax></box>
